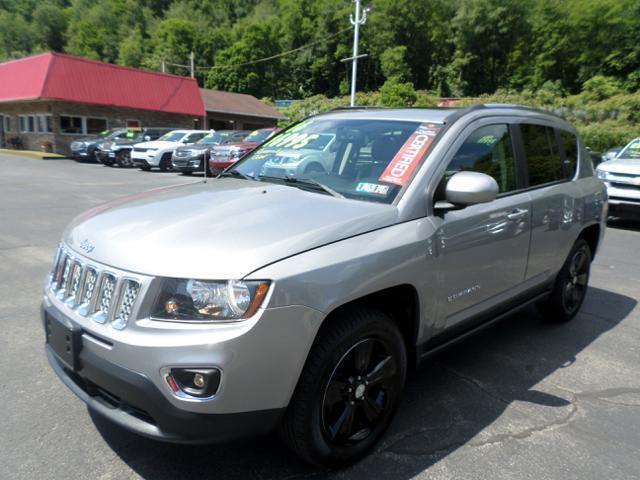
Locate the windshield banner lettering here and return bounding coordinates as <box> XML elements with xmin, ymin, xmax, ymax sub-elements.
<box><xmin>378</xmin><ymin>123</ymin><xmax>442</xmax><ymax>186</ymax></box>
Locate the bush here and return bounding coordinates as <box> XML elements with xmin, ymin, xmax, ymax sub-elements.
<box><xmin>379</xmin><ymin>79</ymin><xmax>417</xmax><ymax>107</ymax></box>
<box><xmin>576</xmin><ymin>120</ymin><xmax>639</xmax><ymax>152</ymax></box>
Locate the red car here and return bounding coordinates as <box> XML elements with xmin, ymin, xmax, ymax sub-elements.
<box><xmin>208</xmin><ymin>127</ymin><xmax>280</xmax><ymax>175</ymax></box>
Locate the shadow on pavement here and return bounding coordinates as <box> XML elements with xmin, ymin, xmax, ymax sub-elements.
<box><xmin>91</xmin><ymin>286</ymin><xmax>636</xmax><ymax>479</ymax></box>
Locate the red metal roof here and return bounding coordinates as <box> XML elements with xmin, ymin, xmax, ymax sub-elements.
<box><xmin>0</xmin><ymin>52</ymin><xmax>204</xmax><ymax>116</ymax></box>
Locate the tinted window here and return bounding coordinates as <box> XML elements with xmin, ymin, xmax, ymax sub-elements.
<box><xmin>186</xmin><ymin>133</ymin><xmax>206</xmax><ymax>143</ymax></box>
<box><xmin>559</xmin><ymin>130</ymin><xmax>578</xmax><ymax>179</ymax></box>
<box><xmin>521</xmin><ymin>124</ymin><xmax>563</xmax><ymax>186</ymax></box>
<box><xmin>446</xmin><ymin>124</ymin><xmax>517</xmax><ymax>193</ymax></box>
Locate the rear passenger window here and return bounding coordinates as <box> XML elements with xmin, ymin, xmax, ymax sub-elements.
<box><xmin>521</xmin><ymin>124</ymin><xmax>564</xmax><ymax>186</ymax></box>
<box><xmin>559</xmin><ymin>130</ymin><xmax>578</xmax><ymax>179</ymax></box>
<box><xmin>446</xmin><ymin>124</ymin><xmax>517</xmax><ymax>193</ymax></box>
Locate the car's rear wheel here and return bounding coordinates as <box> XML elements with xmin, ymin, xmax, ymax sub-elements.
<box><xmin>538</xmin><ymin>238</ymin><xmax>591</xmax><ymax>322</ymax></box>
<box><xmin>280</xmin><ymin>308</ymin><xmax>406</xmax><ymax>467</ymax></box>
<box><xmin>116</xmin><ymin>150</ymin><xmax>133</xmax><ymax>168</ymax></box>
<box><xmin>159</xmin><ymin>153</ymin><xmax>173</xmax><ymax>172</ymax></box>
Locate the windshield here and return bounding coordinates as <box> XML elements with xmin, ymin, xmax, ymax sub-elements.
<box><xmin>158</xmin><ymin>131</ymin><xmax>186</xmax><ymax>142</ymax></box>
<box><xmin>198</xmin><ymin>132</ymin><xmax>233</xmax><ymax>145</ymax></box>
<box><xmin>618</xmin><ymin>139</ymin><xmax>640</xmax><ymax>159</ymax></box>
<box><xmin>103</xmin><ymin>129</ymin><xmax>127</xmax><ymax>140</ymax></box>
<box><xmin>243</xmin><ymin>129</ymin><xmax>274</xmax><ymax>143</ymax></box>
<box><xmin>232</xmin><ymin>118</ymin><xmax>443</xmax><ymax>204</ymax></box>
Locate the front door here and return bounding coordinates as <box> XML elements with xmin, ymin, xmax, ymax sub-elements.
<box><xmin>430</xmin><ymin>123</ymin><xmax>531</xmax><ymax>328</ymax></box>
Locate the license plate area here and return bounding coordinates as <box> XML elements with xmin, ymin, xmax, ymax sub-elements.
<box><xmin>45</xmin><ymin>313</ymin><xmax>82</xmax><ymax>371</ymax></box>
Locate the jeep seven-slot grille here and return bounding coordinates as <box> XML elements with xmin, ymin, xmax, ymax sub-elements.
<box><xmin>49</xmin><ymin>246</ymin><xmax>141</xmax><ymax>330</ymax></box>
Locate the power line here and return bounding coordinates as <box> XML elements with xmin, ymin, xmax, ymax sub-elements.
<box><xmin>162</xmin><ymin>27</ymin><xmax>351</xmax><ymax>73</ymax></box>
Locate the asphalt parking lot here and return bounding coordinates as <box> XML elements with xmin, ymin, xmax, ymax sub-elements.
<box><xmin>1</xmin><ymin>152</ymin><xmax>639</xmax><ymax>480</ymax></box>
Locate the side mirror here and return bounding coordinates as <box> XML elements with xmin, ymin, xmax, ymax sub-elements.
<box><xmin>435</xmin><ymin>171</ymin><xmax>499</xmax><ymax>210</ymax></box>
<box><xmin>144</xmin><ymin>135</ymin><xmax>151</xmax><ymax>141</ymax></box>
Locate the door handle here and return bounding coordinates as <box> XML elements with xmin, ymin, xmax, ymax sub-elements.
<box><xmin>507</xmin><ymin>208</ymin><xmax>528</xmax><ymax>221</ymax></box>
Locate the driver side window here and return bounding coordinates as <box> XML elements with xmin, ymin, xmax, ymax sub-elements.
<box><xmin>445</xmin><ymin>124</ymin><xmax>517</xmax><ymax>194</ymax></box>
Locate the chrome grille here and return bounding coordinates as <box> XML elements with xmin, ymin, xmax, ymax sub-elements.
<box><xmin>95</xmin><ymin>273</ymin><xmax>117</xmax><ymax>322</ymax></box>
<box><xmin>48</xmin><ymin>246</ymin><xmax>142</xmax><ymax>330</ymax></box>
<box><xmin>112</xmin><ymin>280</ymin><xmax>140</xmax><ymax>330</ymax></box>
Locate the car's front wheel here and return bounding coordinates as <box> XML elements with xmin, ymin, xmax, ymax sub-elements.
<box><xmin>280</xmin><ymin>308</ymin><xmax>407</xmax><ymax>467</ymax></box>
<box><xmin>159</xmin><ymin>153</ymin><xmax>173</xmax><ymax>172</ymax></box>
<box><xmin>116</xmin><ymin>150</ymin><xmax>133</xmax><ymax>167</ymax></box>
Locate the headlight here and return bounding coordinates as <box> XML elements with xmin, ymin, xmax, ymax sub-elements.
<box><xmin>596</xmin><ymin>170</ymin><xmax>608</xmax><ymax>180</ymax></box>
<box><xmin>152</xmin><ymin>278</ymin><xmax>270</xmax><ymax>322</ymax></box>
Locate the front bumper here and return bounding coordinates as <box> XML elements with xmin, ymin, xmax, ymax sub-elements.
<box><xmin>172</xmin><ymin>154</ymin><xmax>206</xmax><ymax>172</ymax></box>
<box><xmin>42</xmin><ymin>283</ymin><xmax>324</xmax><ymax>442</ymax></box>
<box><xmin>45</xmin><ymin>337</ymin><xmax>283</xmax><ymax>443</ymax></box>
<box><xmin>603</xmin><ymin>183</ymin><xmax>640</xmax><ymax>211</ymax></box>
<box><xmin>132</xmin><ymin>151</ymin><xmax>160</xmax><ymax>167</ymax></box>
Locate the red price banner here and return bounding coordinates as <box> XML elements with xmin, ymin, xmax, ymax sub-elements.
<box><xmin>378</xmin><ymin>123</ymin><xmax>442</xmax><ymax>186</ymax></box>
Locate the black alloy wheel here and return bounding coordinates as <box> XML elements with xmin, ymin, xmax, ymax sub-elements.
<box><xmin>280</xmin><ymin>308</ymin><xmax>406</xmax><ymax>467</ymax></box>
<box><xmin>538</xmin><ymin>238</ymin><xmax>591</xmax><ymax>322</ymax></box>
<box><xmin>159</xmin><ymin>153</ymin><xmax>173</xmax><ymax>172</ymax></box>
<box><xmin>562</xmin><ymin>246</ymin><xmax>589</xmax><ymax>316</ymax></box>
<box><xmin>321</xmin><ymin>338</ymin><xmax>398</xmax><ymax>447</ymax></box>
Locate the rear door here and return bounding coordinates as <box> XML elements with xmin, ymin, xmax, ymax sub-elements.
<box><xmin>431</xmin><ymin>121</ymin><xmax>532</xmax><ymax>328</ymax></box>
<box><xmin>519</xmin><ymin>123</ymin><xmax>582</xmax><ymax>281</ymax></box>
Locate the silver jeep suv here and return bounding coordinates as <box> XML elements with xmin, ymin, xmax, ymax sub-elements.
<box><xmin>42</xmin><ymin>105</ymin><xmax>607</xmax><ymax>467</ymax></box>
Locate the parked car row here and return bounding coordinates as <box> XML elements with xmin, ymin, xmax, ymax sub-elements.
<box><xmin>71</xmin><ymin>127</ymin><xmax>281</xmax><ymax>175</ymax></box>
<box><xmin>596</xmin><ymin>137</ymin><xmax>640</xmax><ymax>218</ymax></box>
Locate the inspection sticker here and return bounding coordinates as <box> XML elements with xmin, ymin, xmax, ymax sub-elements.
<box><xmin>378</xmin><ymin>123</ymin><xmax>442</xmax><ymax>186</ymax></box>
<box><xmin>356</xmin><ymin>182</ymin><xmax>390</xmax><ymax>195</ymax></box>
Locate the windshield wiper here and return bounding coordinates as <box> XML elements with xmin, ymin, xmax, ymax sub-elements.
<box><xmin>259</xmin><ymin>174</ymin><xmax>344</xmax><ymax>198</ymax></box>
<box><xmin>218</xmin><ymin>169</ymin><xmax>257</xmax><ymax>181</ymax></box>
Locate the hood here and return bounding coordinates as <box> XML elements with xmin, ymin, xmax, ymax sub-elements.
<box><xmin>597</xmin><ymin>157</ymin><xmax>640</xmax><ymax>175</ymax></box>
<box><xmin>175</xmin><ymin>144</ymin><xmax>211</xmax><ymax>153</ymax></box>
<box><xmin>110</xmin><ymin>138</ymin><xmax>142</xmax><ymax>147</ymax></box>
<box><xmin>134</xmin><ymin>140</ymin><xmax>183</xmax><ymax>149</ymax></box>
<box><xmin>73</xmin><ymin>136</ymin><xmax>103</xmax><ymax>144</ymax></box>
<box><xmin>215</xmin><ymin>142</ymin><xmax>259</xmax><ymax>152</ymax></box>
<box><xmin>64</xmin><ymin>179</ymin><xmax>398</xmax><ymax>279</ymax></box>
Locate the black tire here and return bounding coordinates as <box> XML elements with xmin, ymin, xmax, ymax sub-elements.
<box><xmin>280</xmin><ymin>308</ymin><xmax>407</xmax><ymax>467</ymax></box>
<box><xmin>116</xmin><ymin>150</ymin><xmax>133</xmax><ymax>168</ymax></box>
<box><xmin>159</xmin><ymin>153</ymin><xmax>173</xmax><ymax>172</ymax></box>
<box><xmin>538</xmin><ymin>238</ymin><xmax>591</xmax><ymax>322</ymax></box>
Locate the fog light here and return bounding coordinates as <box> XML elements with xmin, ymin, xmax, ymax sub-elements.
<box><xmin>165</xmin><ymin>367</ymin><xmax>221</xmax><ymax>399</ymax></box>
<box><xmin>193</xmin><ymin>373</ymin><xmax>205</xmax><ymax>388</ymax></box>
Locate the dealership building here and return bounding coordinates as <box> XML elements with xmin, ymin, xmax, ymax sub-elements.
<box><xmin>0</xmin><ymin>52</ymin><xmax>285</xmax><ymax>154</ymax></box>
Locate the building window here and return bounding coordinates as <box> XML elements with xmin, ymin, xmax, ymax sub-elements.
<box><xmin>36</xmin><ymin>115</ymin><xmax>51</xmax><ymax>133</ymax></box>
<box><xmin>60</xmin><ymin>115</ymin><xmax>84</xmax><ymax>134</ymax></box>
<box><xmin>45</xmin><ymin>115</ymin><xmax>53</xmax><ymax>133</ymax></box>
<box><xmin>2</xmin><ymin>116</ymin><xmax>10</xmax><ymax>133</ymax></box>
<box><xmin>86</xmin><ymin>117</ymin><xmax>108</xmax><ymax>134</ymax></box>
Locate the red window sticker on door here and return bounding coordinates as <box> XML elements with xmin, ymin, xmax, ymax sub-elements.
<box><xmin>379</xmin><ymin>123</ymin><xmax>442</xmax><ymax>186</ymax></box>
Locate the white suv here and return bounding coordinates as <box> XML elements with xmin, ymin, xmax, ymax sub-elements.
<box><xmin>131</xmin><ymin>130</ymin><xmax>209</xmax><ymax>171</ymax></box>
<box><xmin>596</xmin><ymin>137</ymin><xmax>640</xmax><ymax>217</ymax></box>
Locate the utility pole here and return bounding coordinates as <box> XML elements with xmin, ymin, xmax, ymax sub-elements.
<box><xmin>341</xmin><ymin>1</ymin><xmax>370</xmax><ymax>107</ymax></box>
<box><xmin>161</xmin><ymin>59</ymin><xmax>166</xmax><ymax>73</ymax></box>
<box><xmin>190</xmin><ymin>52</ymin><xmax>195</xmax><ymax>78</ymax></box>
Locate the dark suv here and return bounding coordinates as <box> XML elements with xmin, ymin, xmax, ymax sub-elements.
<box><xmin>70</xmin><ymin>129</ymin><xmax>129</xmax><ymax>162</ymax></box>
<box><xmin>172</xmin><ymin>130</ymin><xmax>250</xmax><ymax>174</ymax></box>
<box><xmin>96</xmin><ymin>128</ymin><xmax>173</xmax><ymax>167</ymax></box>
